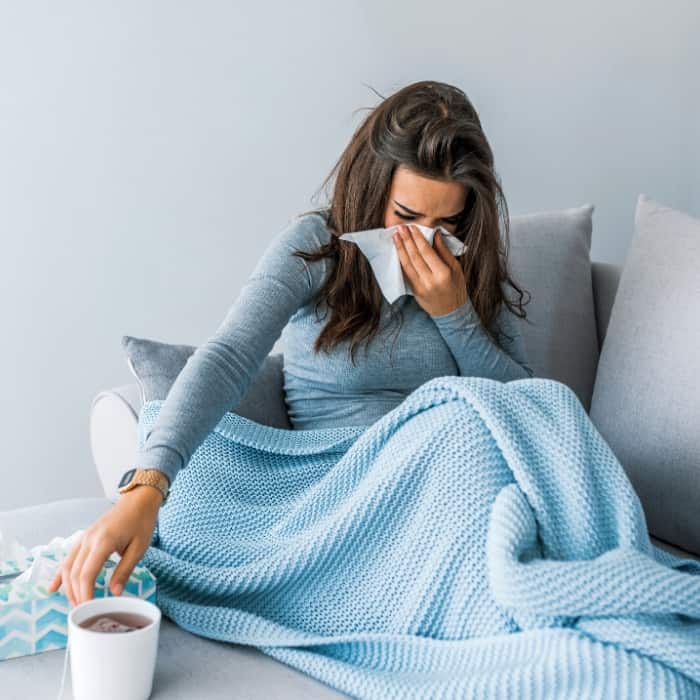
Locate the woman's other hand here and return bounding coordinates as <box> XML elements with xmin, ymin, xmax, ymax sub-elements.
<box><xmin>46</xmin><ymin>485</ymin><xmax>162</xmax><ymax>606</ymax></box>
<box><xmin>393</xmin><ymin>224</ymin><xmax>468</xmax><ymax>317</ymax></box>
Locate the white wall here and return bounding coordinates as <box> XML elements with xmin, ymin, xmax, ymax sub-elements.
<box><xmin>695</xmin><ymin>76</ymin><xmax>700</xmax><ymax>213</ymax></box>
<box><xmin>1</xmin><ymin>1</ymin><xmax>698</xmax><ymax>510</ymax></box>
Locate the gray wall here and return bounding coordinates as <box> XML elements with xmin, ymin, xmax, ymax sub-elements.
<box><xmin>1</xmin><ymin>1</ymin><xmax>698</xmax><ymax>511</ymax></box>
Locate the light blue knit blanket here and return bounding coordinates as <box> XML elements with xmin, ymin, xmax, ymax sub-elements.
<box><xmin>139</xmin><ymin>376</ymin><xmax>700</xmax><ymax>699</ymax></box>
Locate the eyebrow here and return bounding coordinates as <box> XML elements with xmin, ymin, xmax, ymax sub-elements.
<box><xmin>393</xmin><ymin>199</ymin><xmax>463</xmax><ymax>219</ymax></box>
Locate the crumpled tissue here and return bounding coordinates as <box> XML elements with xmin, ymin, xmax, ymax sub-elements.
<box><xmin>338</xmin><ymin>223</ymin><xmax>468</xmax><ymax>304</ymax></box>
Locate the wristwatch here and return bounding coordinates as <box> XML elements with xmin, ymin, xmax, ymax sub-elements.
<box><xmin>118</xmin><ymin>468</ymin><xmax>171</xmax><ymax>505</ymax></box>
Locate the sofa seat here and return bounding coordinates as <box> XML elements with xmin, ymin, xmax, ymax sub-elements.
<box><xmin>0</xmin><ymin>497</ymin><xmax>346</xmax><ymax>699</ymax></box>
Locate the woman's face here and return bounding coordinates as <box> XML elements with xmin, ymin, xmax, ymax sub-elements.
<box><xmin>383</xmin><ymin>165</ymin><xmax>467</xmax><ymax>234</ymax></box>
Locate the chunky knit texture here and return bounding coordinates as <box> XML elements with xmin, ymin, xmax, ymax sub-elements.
<box><xmin>139</xmin><ymin>375</ymin><xmax>700</xmax><ymax>699</ymax></box>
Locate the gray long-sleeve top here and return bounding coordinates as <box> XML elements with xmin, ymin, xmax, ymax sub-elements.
<box><xmin>134</xmin><ymin>211</ymin><xmax>534</xmax><ymax>485</ymax></box>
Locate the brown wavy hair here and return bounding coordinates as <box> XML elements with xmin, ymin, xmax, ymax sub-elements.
<box><xmin>294</xmin><ymin>80</ymin><xmax>531</xmax><ymax>366</ymax></box>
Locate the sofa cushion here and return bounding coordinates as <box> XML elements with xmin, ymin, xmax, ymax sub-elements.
<box><xmin>507</xmin><ymin>203</ymin><xmax>599</xmax><ymax>411</ymax></box>
<box><xmin>590</xmin><ymin>194</ymin><xmax>700</xmax><ymax>557</ymax></box>
<box><xmin>591</xmin><ymin>261</ymin><xmax>622</xmax><ymax>349</ymax></box>
<box><xmin>90</xmin><ymin>384</ymin><xmax>144</xmax><ymax>501</ymax></box>
<box><xmin>121</xmin><ymin>336</ymin><xmax>291</xmax><ymax>429</ymax></box>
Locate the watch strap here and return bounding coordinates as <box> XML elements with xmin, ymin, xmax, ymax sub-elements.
<box><xmin>118</xmin><ymin>468</ymin><xmax>170</xmax><ymax>504</ymax></box>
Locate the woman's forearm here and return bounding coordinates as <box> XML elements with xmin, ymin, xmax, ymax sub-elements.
<box><xmin>431</xmin><ymin>299</ymin><xmax>534</xmax><ymax>381</ymax></box>
<box><xmin>132</xmin><ymin>218</ymin><xmax>326</xmax><ymax>485</ymax></box>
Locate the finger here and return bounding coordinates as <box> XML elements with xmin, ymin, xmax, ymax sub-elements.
<box><xmin>78</xmin><ymin>539</ymin><xmax>119</xmax><ymax>604</ymax></box>
<box><xmin>434</xmin><ymin>231</ymin><xmax>461</xmax><ymax>269</ymax></box>
<box><xmin>403</xmin><ymin>225</ymin><xmax>447</xmax><ymax>278</ymax></box>
<box><xmin>70</xmin><ymin>541</ymin><xmax>93</xmax><ymax>606</ymax></box>
<box><xmin>48</xmin><ymin>533</ymin><xmax>84</xmax><ymax>597</ymax></box>
<box><xmin>109</xmin><ymin>538</ymin><xmax>143</xmax><ymax>597</ymax></box>
<box><xmin>60</xmin><ymin>539</ymin><xmax>84</xmax><ymax>606</ymax></box>
<box><xmin>47</xmin><ymin>568</ymin><xmax>62</xmax><ymax>593</ymax></box>
<box><xmin>393</xmin><ymin>230</ymin><xmax>422</xmax><ymax>290</ymax></box>
<box><xmin>47</xmin><ymin>561</ymin><xmax>62</xmax><ymax>592</ymax></box>
<box><xmin>400</xmin><ymin>225</ymin><xmax>433</xmax><ymax>279</ymax></box>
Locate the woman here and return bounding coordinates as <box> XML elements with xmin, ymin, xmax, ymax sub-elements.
<box><xmin>48</xmin><ymin>79</ymin><xmax>534</xmax><ymax>607</ymax></box>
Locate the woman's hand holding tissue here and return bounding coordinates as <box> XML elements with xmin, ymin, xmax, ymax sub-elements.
<box><xmin>392</xmin><ymin>224</ymin><xmax>468</xmax><ymax>317</ymax></box>
<box><xmin>46</xmin><ymin>485</ymin><xmax>162</xmax><ymax>607</ymax></box>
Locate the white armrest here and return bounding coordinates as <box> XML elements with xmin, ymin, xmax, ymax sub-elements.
<box><xmin>89</xmin><ymin>383</ymin><xmax>143</xmax><ymax>502</ymax></box>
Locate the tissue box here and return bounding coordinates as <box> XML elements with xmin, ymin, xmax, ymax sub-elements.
<box><xmin>0</xmin><ymin>551</ymin><xmax>157</xmax><ymax>661</ymax></box>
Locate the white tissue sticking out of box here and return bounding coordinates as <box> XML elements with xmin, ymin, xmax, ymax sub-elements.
<box><xmin>0</xmin><ymin>527</ymin><xmax>122</xmax><ymax>601</ymax></box>
<box><xmin>0</xmin><ymin>526</ymin><xmax>30</xmax><ymax>563</ymax></box>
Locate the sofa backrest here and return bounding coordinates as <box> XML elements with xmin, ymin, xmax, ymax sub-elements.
<box><xmin>591</xmin><ymin>261</ymin><xmax>621</xmax><ymax>351</ymax></box>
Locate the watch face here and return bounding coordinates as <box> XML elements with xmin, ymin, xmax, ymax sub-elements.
<box><xmin>118</xmin><ymin>468</ymin><xmax>137</xmax><ymax>488</ymax></box>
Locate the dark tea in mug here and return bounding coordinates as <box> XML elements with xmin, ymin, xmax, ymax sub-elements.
<box><xmin>78</xmin><ymin>611</ymin><xmax>153</xmax><ymax>633</ymax></box>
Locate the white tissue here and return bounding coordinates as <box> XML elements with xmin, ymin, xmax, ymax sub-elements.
<box><xmin>0</xmin><ymin>526</ymin><xmax>30</xmax><ymax>563</ymax></box>
<box><xmin>0</xmin><ymin>528</ymin><xmax>121</xmax><ymax>602</ymax></box>
<box><xmin>15</xmin><ymin>529</ymin><xmax>86</xmax><ymax>584</ymax></box>
<box><xmin>338</xmin><ymin>224</ymin><xmax>468</xmax><ymax>304</ymax></box>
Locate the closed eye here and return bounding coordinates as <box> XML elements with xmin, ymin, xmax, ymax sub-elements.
<box><xmin>394</xmin><ymin>210</ymin><xmax>460</xmax><ymax>225</ymax></box>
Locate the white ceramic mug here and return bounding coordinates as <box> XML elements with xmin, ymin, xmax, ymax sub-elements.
<box><xmin>67</xmin><ymin>596</ymin><xmax>161</xmax><ymax>700</ymax></box>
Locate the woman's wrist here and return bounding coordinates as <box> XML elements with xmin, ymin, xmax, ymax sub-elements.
<box><xmin>430</xmin><ymin>298</ymin><xmax>477</xmax><ymax>323</ymax></box>
<box><xmin>122</xmin><ymin>483</ymin><xmax>164</xmax><ymax>507</ymax></box>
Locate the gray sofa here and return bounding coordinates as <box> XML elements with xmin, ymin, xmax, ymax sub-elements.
<box><xmin>3</xmin><ymin>210</ymin><xmax>699</xmax><ymax>697</ymax></box>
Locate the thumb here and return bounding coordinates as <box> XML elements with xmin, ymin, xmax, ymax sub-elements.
<box><xmin>109</xmin><ymin>539</ymin><xmax>143</xmax><ymax>596</ymax></box>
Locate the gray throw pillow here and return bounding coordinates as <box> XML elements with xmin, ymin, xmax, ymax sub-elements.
<box><xmin>507</xmin><ymin>203</ymin><xmax>599</xmax><ymax>411</ymax></box>
<box><xmin>121</xmin><ymin>336</ymin><xmax>292</xmax><ymax>429</ymax></box>
<box><xmin>589</xmin><ymin>194</ymin><xmax>700</xmax><ymax>556</ymax></box>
